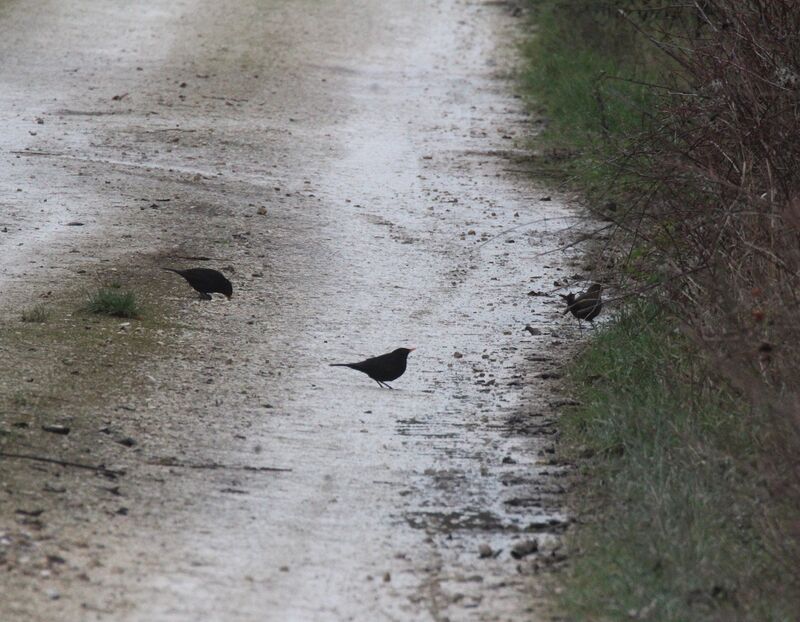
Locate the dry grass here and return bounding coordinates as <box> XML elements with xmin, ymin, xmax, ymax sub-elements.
<box><xmin>20</xmin><ymin>304</ymin><xmax>49</xmax><ymax>323</ymax></box>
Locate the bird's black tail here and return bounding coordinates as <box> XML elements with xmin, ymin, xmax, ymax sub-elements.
<box><xmin>330</xmin><ymin>363</ymin><xmax>354</xmax><ymax>368</ymax></box>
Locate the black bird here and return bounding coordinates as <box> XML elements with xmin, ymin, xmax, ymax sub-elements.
<box><xmin>560</xmin><ymin>283</ymin><xmax>602</xmax><ymax>325</ymax></box>
<box><xmin>164</xmin><ymin>267</ymin><xmax>233</xmax><ymax>300</ymax></box>
<box><xmin>330</xmin><ymin>347</ymin><xmax>415</xmax><ymax>389</ymax></box>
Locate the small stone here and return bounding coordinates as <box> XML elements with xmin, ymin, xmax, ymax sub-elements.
<box><xmin>383</xmin><ymin>572</ymin><xmax>391</xmax><ymax>582</ymax></box>
<box><xmin>538</xmin><ymin>372</ymin><xmax>561</xmax><ymax>380</ymax></box>
<box><xmin>524</xmin><ymin>325</ymin><xmax>541</xmax><ymax>336</ymax></box>
<box><xmin>453</xmin><ymin>352</ymin><xmax>463</xmax><ymax>359</ymax></box>
<box><xmin>511</xmin><ymin>539</ymin><xmax>538</xmax><ymax>559</ymax></box>
<box><xmin>41</xmin><ymin>424</ymin><xmax>70</xmax><ymax>435</ymax></box>
<box><xmin>16</xmin><ymin>508</ymin><xmax>44</xmax><ymax>517</ymax></box>
<box><xmin>478</xmin><ymin>544</ymin><xmax>493</xmax><ymax>558</ymax></box>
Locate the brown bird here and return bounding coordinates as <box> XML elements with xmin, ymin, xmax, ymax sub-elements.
<box><xmin>164</xmin><ymin>267</ymin><xmax>233</xmax><ymax>300</ymax></box>
<box><xmin>330</xmin><ymin>347</ymin><xmax>415</xmax><ymax>389</ymax></box>
<box><xmin>560</xmin><ymin>283</ymin><xmax>602</xmax><ymax>325</ymax></box>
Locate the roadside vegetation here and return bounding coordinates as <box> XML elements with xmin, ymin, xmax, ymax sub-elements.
<box><xmin>522</xmin><ymin>1</ymin><xmax>800</xmax><ymax>618</ymax></box>
<box><xmin>20</xmin><ymin>304</ymin><xmax>49</xmax><ymax>323</ymax></box>
<box><xmin>84</xmin><ymin>284</ymin><xmax>141</xmax><ymax>318</ymax></box>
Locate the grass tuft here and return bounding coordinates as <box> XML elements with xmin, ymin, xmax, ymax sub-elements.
<box><xmin>84</xmin><ymin>288</ymin><xmax>140</xmax><ymax>318</ymax></box>
<box><xmin>20</xmin><ymin>304</ymin><xmax>49</xmax><ymax>323</ymax></box>
<box><xmin>10</xmin><ymin>391</ymin><xmax>29</xmax><ymax>407</ymax></box>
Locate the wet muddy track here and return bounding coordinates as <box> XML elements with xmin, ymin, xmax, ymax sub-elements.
<box><xmin>0</xmin><ymin>0</ymin><xmax>584</xmax><ymax>620</ymax></box>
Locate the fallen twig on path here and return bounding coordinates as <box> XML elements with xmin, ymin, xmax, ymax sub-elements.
<box><xmin>147</xmin><ymin>457</ymin><xmax>292</xmax><ymax>473</ymax></box>
<box><xmin>0</xmin><ymin>452</ymin><xmax>125</xmax><ymax>477</ymax></box>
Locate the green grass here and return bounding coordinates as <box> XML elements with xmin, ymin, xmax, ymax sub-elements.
<box><xmin>20</xmin><ymin>304</ymin><xmax>49</xmax><ymax>323</ymax></box>
<box><xmin>559</xmin><ymin>304</ymin><xmax>792</xmax><ymax>620</ymax></box>
<box><xmin>10</xmin><ymin>391</ymin><xmax>29</xmax><ymax>407</ymax></box>
<box><xmin>84</xmin><ymin>287</ymin><xmax>141</xmax><ymax>318</ymax></box>
<box><xmin>520</xmin><ymin>2</ymin><xmax>799</xmax><ymax>617</ymax></box>
<box><xmin>520</xmin><ymin>1</ymin><xmax>662</xmax><ymax>194</ymax></box>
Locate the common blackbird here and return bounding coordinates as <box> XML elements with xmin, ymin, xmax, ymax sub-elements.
<box><xmin>560</xmin><ymin>283</ymin><xmax>602</xmax><ymax>324</ymax></box>
<box><xmin>330</xmin><ymin>347</ymin><xmax>415</xmax><ymax>389</ymax></box>
<box><xmin>164</xmin><ymin>267</ymin><xmax>233</xmax><ymax>300</ymax></box>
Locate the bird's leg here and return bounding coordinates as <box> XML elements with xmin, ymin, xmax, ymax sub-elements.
<box><xmin>199</xmin><ymin>292</ymin><xmax>212</xmax><ymax>300</ymax></box>
<box><xmin>374</xmin><ymin>379</ymin><xmax>384</xmax><ymax>388</ymax></box>
<box><xmin>383</xmin><ymin>382</ymin><xmax>394</xmax><ymax>390</ymax></box>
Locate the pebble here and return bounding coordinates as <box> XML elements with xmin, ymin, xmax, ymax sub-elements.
<box><xmin>41</xmin><ymin>424</ymin><xmax>70</xmax><ymax>435</ymax></box>
<box><xmin>511</xmin><ymin>539</ymin><xmax>538</xmax><ymax>559</ymax></box>
<box><xmin>478</xmin><ymin>544</ymin><xmax>493</xmax><ymax>558</ymax></box>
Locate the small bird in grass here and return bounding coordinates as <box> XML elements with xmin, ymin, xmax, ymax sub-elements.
<box><xmin>164</xmin><ymin>267</ymin><xmax>233</xmax><ymax>300</ymax></box>
<box><xmin>330</xmin><ymin>347</ymin><xmax>415</xmax><ymax>389</ymax></box>
<box><xmin>560</xmin><ymin>283</ymin><xmax>602</xmax><ymax>326</ymax></box>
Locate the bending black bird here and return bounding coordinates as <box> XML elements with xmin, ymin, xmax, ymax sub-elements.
<box><xmin>164</xmin><ymin>267</ymin><xmax>233</xmax><ymax>300</ymax></box>
<box><xmin>330</xmin><ymin>347</ymin><xmax>415</xmax><ymax>389</ymax></box>
<box><xmin>560</xmin><ymin>283</ymin><xmax>602</xmax><ymax>324</ymax></box>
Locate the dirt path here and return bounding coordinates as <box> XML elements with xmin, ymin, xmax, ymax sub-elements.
<box><xmin>0</xmin><ymin>1</ymin><xmax>581</xmax><ymax>620</ymax></box>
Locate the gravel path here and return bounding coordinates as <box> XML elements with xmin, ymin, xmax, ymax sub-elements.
<box><xmin>0</xmin><ymin>1</ymin><xmax>581</xmax><ymax>619</ymax></box>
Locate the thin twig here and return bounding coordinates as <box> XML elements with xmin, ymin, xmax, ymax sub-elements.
<box><xmin>147</xmin><ymin>459</ymin><xmax>292</xmax><ymax>473</ymax></box>
<box><xmin>471</xmin><ymin>214</ymin><xmax>588</xmax><ymax>250</ymax></box>
<box><xmin>0</xmin><ymin>452</ymin><xmax>124</xmax><ymax>477</ymax></box>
